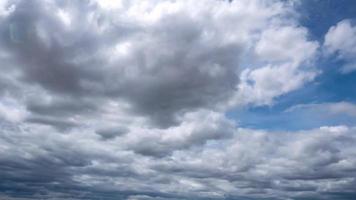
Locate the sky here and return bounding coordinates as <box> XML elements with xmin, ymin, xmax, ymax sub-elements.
<box><xmin>0</xmin><ymin>0</ymin><xmax>356</xmax><ymax>200</ymax></box>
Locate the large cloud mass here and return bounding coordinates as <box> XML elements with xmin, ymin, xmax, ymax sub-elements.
<box><xmin>0</xmin><ymin>0</ymin><xmax>355</xmax><ymax>200</ymax></box>
<box><xmin>0</xmin><ymin>0</ymin><xmax>316</xmax><ymax>128</ymax></box>
<box><xmin>1</xmin><ymin>121</ymin><xmax>356</xmax><ymax>200</ymax></box>
<box><xmin>1</xmin><ymin>0</ymin><xmax>248</xmax><ymax>127</ymax></box>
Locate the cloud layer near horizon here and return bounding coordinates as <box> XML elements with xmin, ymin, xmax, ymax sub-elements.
<box><xmin>0</xmin><ymin>0</ymin><xmax>355</xmax><ymax>200</ymax></box>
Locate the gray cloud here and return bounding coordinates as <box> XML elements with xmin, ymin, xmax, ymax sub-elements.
<box><xmin>1</xmin><ymin>0</ymin><xmax>353</xmax><ymax>200</ymax></box>
<box><xmin>25</xmin><ymin>115</ymin><xmax>78</xmax><ymax>131</ymax></box>
<box><xmin>96</xmin><ymin>126</ymin><xmax>128</xmax><ymax>140</ymax></box>
<box><xmin>1</xmin><ymin>119</ymin><xmax>356</xmax><ymax>200</ymax></box>
<box><xmin>0</xmin><ymin>0</ymin><xmax>245</xmax><ymax>128</ymax></box>
<box><xmin>125</xmin><ymin>111</ymin><xmax>235</xmax><ymax>157</ymax></box>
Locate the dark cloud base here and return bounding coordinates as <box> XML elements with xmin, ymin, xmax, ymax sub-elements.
<box><xmin>1</xmin><ymin>120</ymin><xmax>356</xmax><ymax>200</ymax></box>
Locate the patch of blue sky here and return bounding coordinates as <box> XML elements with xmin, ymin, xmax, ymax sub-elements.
<box><xmin>298</xmin><ymin>0</ymin><xmax>356</xmax><ymax>40</ymax></box>
<box><xmin>228</xmin><ymin>58</ymin><xmax>356</xmax><ymax>131</ymax></box>
<box><xmin>227</xmin><ymin>0</ymin><xmax>356</xmax><ymax>131</ymax></box>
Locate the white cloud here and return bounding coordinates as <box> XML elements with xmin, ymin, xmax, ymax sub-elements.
<box><xmin>255</xmin><ymin>26</ymin><xmax>318</xmax><ymax>64</ymax></box>
<box><xmin>123</xmin><ymin>110</ymin><xmax>235</xmax><ymax>157</ymax></box>
<box><xmin>287</xmin><ymin>101</ymin><xmax>356</xmax><ymax>117</ymax></box>
<box><xmin>1</xmin><ymin>119</ymin><xmax>356</xmax><ymax>199</ymax></box>
<box><xmin>0</xmin><ymin>0</ymin><xmax>14</xmax><ymax>17</ymax></box>
<box><xmin>0</xmin><ymin>0</ymin><xmax>308</xmax><ymax>128</ymax></box>
<box><xmin>0</xmin><ymin>95</ymin><xmax>27</xmax><ymax>122</ymax></box>
<box><xmin>232</xmin><ymin>63</ymin><xmax>317</xmax><ymax>106</ymax></box>
<box><xmin>96</xmin><ymin>0</ymin><xmax>124</xmax><ymax>10</ymax></box>
<box><xmin>324</xmin><ymin>19</ymin><xmax>356</xmax><ymax>73</ymax></box>
<box><xmin>0</xmin><ymin>1</ymin><xmax>347</xmax><ymax>200</ymax></box>
<box><xmin>230</xmin><ymin>25</ymin><xmax>319</xmax><ymax>107</ymax></box>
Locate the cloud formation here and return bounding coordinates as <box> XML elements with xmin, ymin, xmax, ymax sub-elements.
<box><xmin>324</xmin><ymin>19</ymin><xmax>356</xmax><ymax>73</ymax></box>
<box><xmin>0</xmin><ymin>0</ymin><xmax>315</xmax><ymax>128</ymax></box>
<box><xmin>1</xmin><ymin>120</ymin><xmax>356</xmax><ymax>200</ymax></box>
<box><xmin>1</xmin><ymin>0</ymin><xmax>248</xmax><ymax>127</ymax></box>
<box><xmin>231</xmin><ymin>25</ymin><xmax>319</xmax><ymax>107</ymax></box>
<box><xmin>0</xmin><ymin>0</ymin><xmax>355</xmax><ymax>200</ymax></box>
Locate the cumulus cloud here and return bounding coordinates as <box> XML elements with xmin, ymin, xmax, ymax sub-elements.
<box><xmin>255</xmin><ymin>26</ymin><xmax>318</xmax><ymax>64</ymax></box>
<box><xmin>231</xmin><ymin>25</ymin><xmax>319</xmax><ymax>106</ymax></box>
<box><xmin>124</xmin><ymin>110</ymin><xmax>235</xmax><ymax>157</ymax></box>
<box><xmin>0</xmin><ymin>0</ymin><xmax>307</xmax><ymax>128</ymax></box>
<box><xmin>324</xmin><ymin>19</ymin><xmax>356</xmax><ymax>73</ymax></box>
<box><xmin>1</xmin><ymin>119</ymin><xmax>356</xmax><ymax>200</ymax></box>
<box><xmin>0</xmin><ymin>0</ymin><xmax>352</xmax><ymax>200</ymax></box>
<box><xmin>0</xmin><ymin>0</ymin><xmax>247</xmax><ymax>127</ymax></box>
<box><xmin>233</xmin><ymin>62</ymin><xmax>317</xmax><ymax>106</ymax></box>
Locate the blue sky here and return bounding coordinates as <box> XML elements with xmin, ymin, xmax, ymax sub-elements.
<box><xmin>230</xmin><ymin>0</ymin><xmax>356</xmax><ymax>131</ymax></box>
<box><xmin>0</xmin><ymin>0</ymin><xmax>356</xmax><ymax>200</ymax></box>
